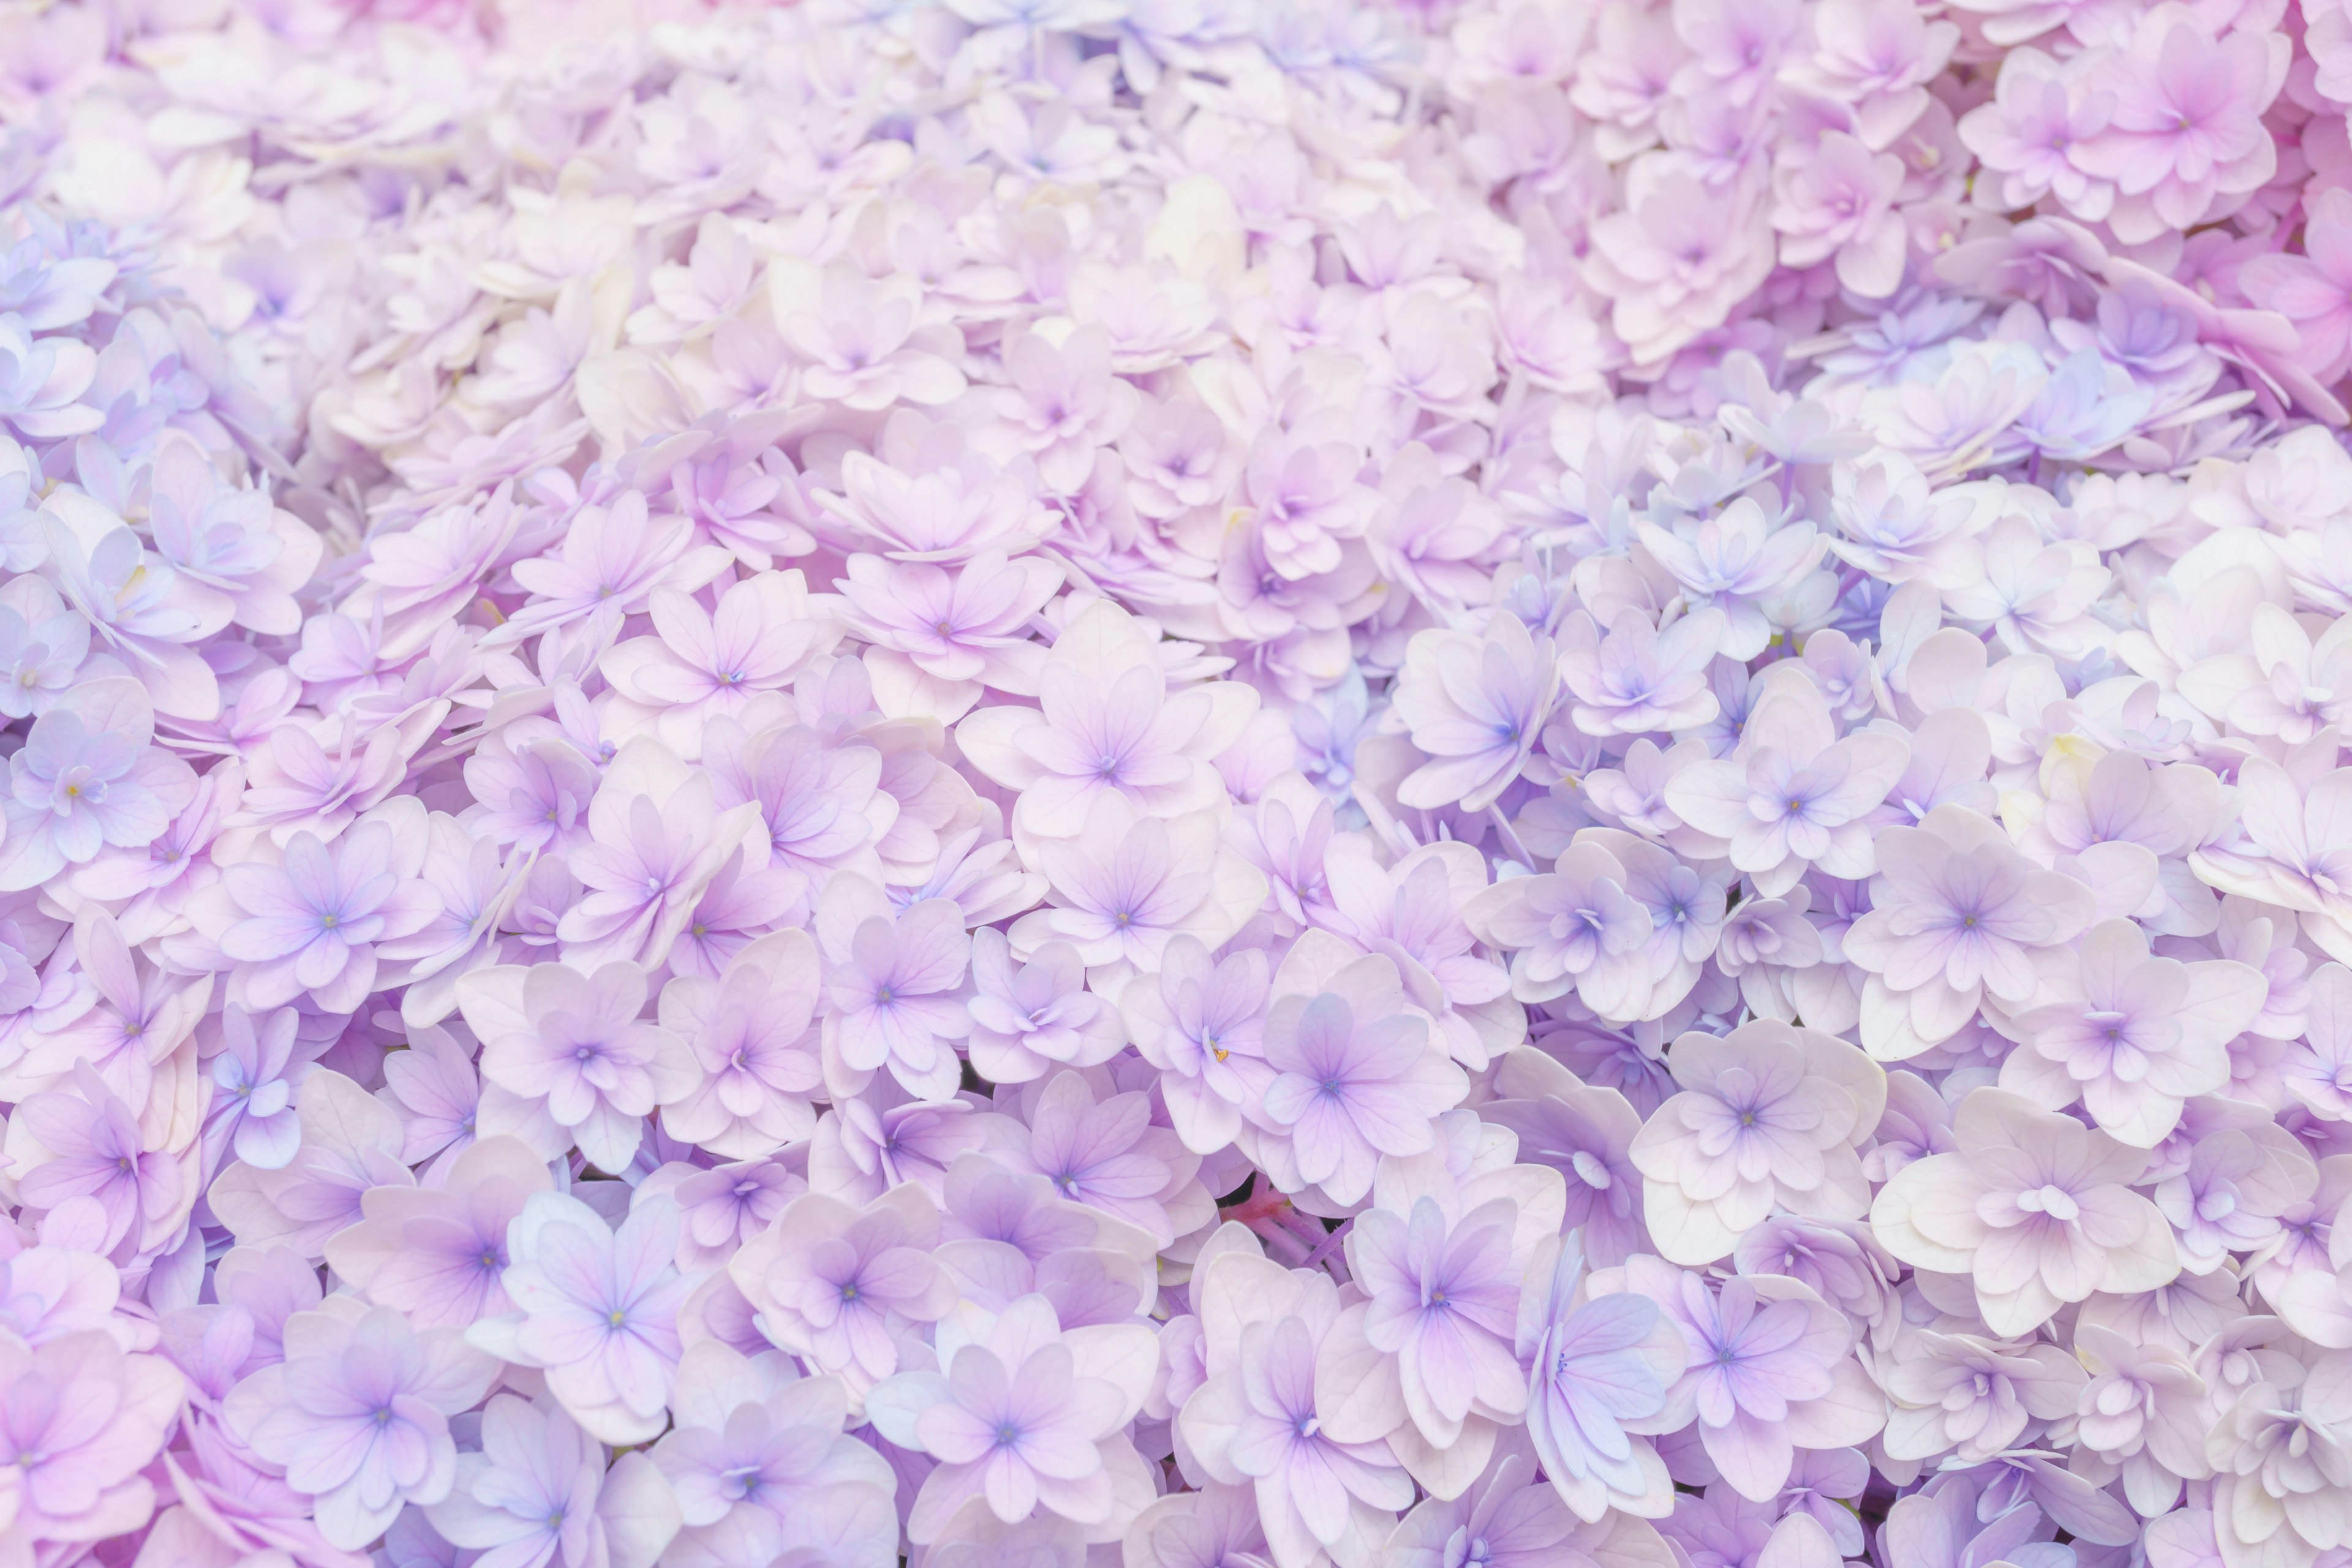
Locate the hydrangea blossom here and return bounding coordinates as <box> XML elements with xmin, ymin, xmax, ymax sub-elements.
<box><xmin>8</xmin><ymin>0</ymin><xmax>2352</xmax><ymax>1564</ymax></box>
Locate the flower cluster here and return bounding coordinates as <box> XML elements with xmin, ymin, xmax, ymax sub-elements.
<box><xmin>0</xmin><ymin>1</ymin><xmax>2351</xmax><ymax>1567</ymax></box>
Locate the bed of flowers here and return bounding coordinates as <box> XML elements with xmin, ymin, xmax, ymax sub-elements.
<box><xmin>2</xmin><ymin>0</ymin><xmax>2352</xmax><ymax>1564</ymax></box>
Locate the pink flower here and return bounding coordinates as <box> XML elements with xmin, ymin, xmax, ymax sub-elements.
<box><xmin>1771</xmin><ymin>133</ymin><xmax>1910</xmax><ymax>298</ymax></box>
<box><xmin>2073</xmin><ymin>7</ymin><xmax>2286</xmax><ymax>244</ymax></box>
<box><xmin>1584</xmin><ymin>168</ymin><xmax>1777</xmax><ymax>371</ymax></box>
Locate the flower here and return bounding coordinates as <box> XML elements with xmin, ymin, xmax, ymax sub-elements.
<box><xmin>1997</xmin><ymin>918</ymin><xmax>2263</xmax><ymax>1147</ymax></box>
<box><xmin>224</xmin><ymin>1303</ymin><xmax>498</xmax><ymax>1549</ymax></box>
<box><xmin>465</xmin><ymin>960</ymin><xmax>698</xmax><ymax>1174</ymax></box>
<box><xmin>321</xmin><ymin>1136</ymin><xmax>552</xmax><ymax>1329</ymax></box>
<box><xmin>470</xmin><ymin>1192</ymin><xmax>695</xmax><ymax>1446</ymax></box>
<box><xmin>423</xmin><ymin>1392</ymin><xmax>681</xmax><ymax>1568</ymax></box>
<box><xmin>1623</xmin><ymin>1256</ymin><xmax>1885</xmax><ymax>1501</ymax></box>
<box><xmin>1349</xmin><ymin>1193</ymin><xmax>1527</xmax><ymax>1445</ymax></box>
<box><xmin>1874</xmin><ymin>1087</ymin><xmax>2181</xmax><ymax>1334</ymax></box>
<box><xmin>1245</xmin><ymin>948</ymin><xmax>1468</xmax><ymax>1206</ymax></box>
<box><xmin>815</xmin><ymin>874</ymin><xmax>974</xmax><ymax>1102</ymax></box>
<box><xmin>0</xmin><ymin>676</ymin><xmax>196</xmax><ymax>891</ymax></box>
<box><xmin>652</xmin><ymin>1341</ymin><xmax>899</xmax><ymax>1568</ymax></box>
<box><xmin>726</xmin><ymin>1184</ymin><xmax>959</xmax><ymax>1400</ymax></box>
<box><xmin>219</xmin><ymin>820</ymin><xmax>442</xmax><ymax>1016</ymax></box>
<box><xmin>1519</xmin><ymin>1234</ymin><xmax>1681</xmax><ymax>1519</ymax></box>
<box><xmin>1627</xmin><ymin>1020</ymin><xmax>1887</xmax><ymax>1265</ymax></box>
<box><xmin>657</xmin><ymin>928</ymin><xmax>824</xmax><ymax>1158</ymax></box>
<box><xmin>1389</xmin><ymin>611</ymin><xmax>1558</xmax><ymax>813</ymax></box>
<box><xmin>867</xmin><ymin>1292</ymin><xmax>1156</xmax><ymax>1540</ymax></box>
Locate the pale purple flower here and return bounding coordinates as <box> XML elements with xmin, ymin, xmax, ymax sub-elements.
<box><xmin>657</xmin><ymin>928</ymin><xmax>824</xmax><ymax>1159</ymax></box>
<box><xmin>838</xmin><ymin>549</ymin><xmax>1060</xmax><ymax>693</ymax></box>
<box><xmin>206</xmin><ymin>1069</ymin><xmax>416</xmax><ymax>1260</ymax></box>
<box><xmin>219</xmin><ymin>821</ymin><xmax>442</xmax><ymax>1016</ymax></box>
<box><xmin>463</xmin><ymin>736</ymin><xmax>600</xmax><ymax>857</ymax></box>
<box><xmin>205</xmin><ymin>1002</ymin><xmax>308</xmax><ymax>1172</ymax></box>
<box><xmin>491</xmin><ymin>490</ymin><xmax>730</xmax><ymax>649</ymax></box>
<box><xmin>1874</xmin><ymin>1087</ymin><xmax>2181</xmax><ymax>1335</ymax></box>
<box><xmin>1126</xmin><ymin>933</ymin><xmax>1275</xmax><ymax>1155</ymax></box>
<box><xmin>1663</xmin><ymin>675</ymin><xmax>1909</xmax><ymax>896</ymax></box>
<box><xmin>1390</xmin><ymin>611</ymin><xmax>1556</xmax><ymax>813</ymax></box>
<box><xmin>652</xmin><ymin>1341</ymin><xmax>899</xmax><ymax>1568</ymax></box>
<box><xmin>963</xmin><ymin>618</ymin><xmax>1243</xmax><ymax>834</ymax></box>
<box><xmin>1880</xmin><ymin>1329</ymin><xmax>2086</xmax><ymax>1463</ymax></box>
<box><xmin>1218</xmin><ymin>1312</ymin><xmax>1414</xmax><ymax>1564</ymax></box>
<box><xmin>1842</xmin><ymin>807</ymin><xmax>2095</xmax><ymax>1058</ymax></box>
<box><xmin>2070</xmin><ymin>1323</ymin><xmax>2211</xmax><ymax>1516</ymax></box>
<box><xmin>0</xmin><ymin>676</ymin><xmax>197</xmax><ymax>891</ymax></box>
<box><xmin>1022</xmin><ymin>793</ymin><xmax>1253</xmax><ymax>970</ymax></box>
<box><xmin>705</xmin><ymin>720</ymin><xmax>890</xmax><ymax>886</ymax></box>
<box><xmin>475</xmin><ymin>1192</ymin><xmax>694</xmax><ymax>1445</ymax></box>
<box><xmin>2001</xmin><ymin>918</ymin><xmax>2263</xmax><ymax>1147</ymax></box>
<box><xmin>14</xmin><ymin>1063</ymin><xmax>183</xmax><ymax>1256</ymax></box>
<box><xmin>868</xmin><ymin>1292</ymin><xmax>1154</xmax><ymax>1539</ymax></box>
<box><xmin>820</xmin><ymin>447</ymin><xmax>1054</xmax><ymax>565</ymax></box>
<box><xmin>1557</xmin><ymin>608</ymin><xmax>1726</xmax><ymax>739</ymax></box>
<box><xmin>322</xmin><ymin>1136</ymin><xmax>552</xmax><ymax>1329</ymax></box>
<box><xmin>556</xmin><ymin>758</ymin><xmax>755</xmax><ymax>973</ymax></box>
<box><xmin>1517</xmin><ymin>1234</ymin><xmax>1679</xmax><ymax>1518</ymax></box>
<box><xmin>1248</xmin><ymin>953</ymin><xmax>1468</xmax><ymax>1205</ymax></box>
<box><xmin>1629</xmin><ymin>1257</ymin><xmax>1882</xmax><ymax>1501</ymax></box>
<box><xmin>424</xmin><ymin>1392</ymin><xmax>680</xmax><ymax>1568</ymax></box>
<box><xmin>466</xmin><ymin>960</ymin><xmax>698</xmax><ymax>1174</ymax></box>
<box><xmin>600</xmin><ymin>575</ymin><xmax>837</xmax><ymax>754</ymax></box>
<box><xmin>965</xmin><ymin>928</ymin><xmax>1125</xmax><ymax>1084</ymax></box>
<box><xmin>1484</xmin><ymin>1050</ymin><xmax>1652</xmax><ymax>1266</ymax></box>
<box><xmin>1627</xmin><ymin>1020</ymin><xmax>1885</xmax><ymax>1265</ymax></box>
<box><xmin>816</xmin><ymin>875</ymin><xmax>973</xmax><ymax>1102</ymax></box>
<box><xmin>726</xmin><ymin>1185</ymin><xmax>958</xmax><ymax>1398</ymax></box>
<box><xmin>1771</xmin><ymin>133</ymin><xmax>1909</xmax><ymax>297</ymax></box>
<box><xmin>1386</xmin><ymin>1442</ymin><xmax>1603</xmax><ymax>1568</ymax></box>
<box><xmin>2154</xmin><ymin>1127</ymin><xmax>2318</xmax><ymax>1274</ymax></box>
<box><xmin>1349</xmin><ymin>1194</ymin><xmax>1526</xmax><ymax>1444</ymax></box>
<box><xmin>0</xmin><ymin>579</ymin><xmax>89</xmax><ymax>720</ymax></box>
<box><xmin>1658</xmin><ymin>1488</ymin><xmax>1842</xmax><ymax>1568</ymax></box>
<box><xmin>0</xmin><ymin>1329</ymin><xmax>183</xmax><ymax>1553</ymax></box>
<box><xmin>224</xmin><ymin>1303</ymin><xmax>498</xmax><ymax>1549</ymax></box>
<box><xmin>1733</xmin><ymin>1216</ymin><xmax>1902</xmax><ymax>1346</ymax></box>
<box><xmin>1009</xmin><ymin>1069</ymin><xmax>1188</xmax><ymax>1246</ymax></box>
<box><xmin>1635</xmin><ymin>500</ymin><xmax>1826</xmax><ymax>662</ymax></box>
<box><xmin>1460</xmin><ymin>841</ymin><xmax>1656</xmax><ymax>1016</ymax></box>
<box><xmin>380</xmin><ymin>1023</ymin><xmax>484</xmax><ymax>1179</ymax></box>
